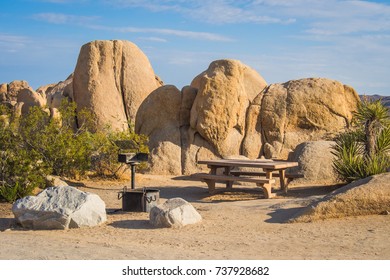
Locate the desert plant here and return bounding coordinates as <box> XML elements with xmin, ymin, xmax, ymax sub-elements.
<box><xmin>0</xmin><ymin>105</ymin><xmax>48</xmax><ymax>202</ymax></box>
<box><xmin>0</xmin><ymin>100</ymin><xmax>149</xmax><ymax>201</ymax></box>
<box><xmin>17</xmin><ymin>102</ymin><xmax>96</xmax><ymax>177</ymax></box>
<box><xmin>332</xmin><ymin>99</ymin><xmax>390</xmax><ymax>182</ymax></box>
<box><xmin>90</xmin><ymin>125</ymin><xmax>149</xmax><ymax>178</ymax></box>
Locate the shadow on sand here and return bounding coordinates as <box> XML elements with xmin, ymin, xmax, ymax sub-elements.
<box><xmin>265</xmin><ymin>207</ymin><xmax>305</xmax><ymax>224</ymax></box>
<box><xmin>108</xmin><ymin>219</ymin><xmax>153</xmax><ymax>230</ymax></box>
<box><xmin>0</xmin><ymin>217</ymin><xmax>16</xmax><ymax>231</ymax></box>
<box><xmin>264</xmin><ymin>184</ymin><xmax>344</xmax><ymax>224</ymax></box>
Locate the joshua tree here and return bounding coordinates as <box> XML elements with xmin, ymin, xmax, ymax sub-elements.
<box><xmin>332</xmin><ymin>98</ymin><xmax>390</xmax><ymax>182</ymax></box>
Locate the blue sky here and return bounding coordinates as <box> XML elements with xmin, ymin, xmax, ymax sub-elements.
<box><xmin>1</xmin><ymin>0</ymin><xmax>390</xmax><ymax>95</ymax></box>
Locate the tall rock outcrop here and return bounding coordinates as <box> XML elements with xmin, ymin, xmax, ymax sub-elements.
<box><xmin>73</xmin><ymin>40</ymin><xmax>161</xmax><ymax>131</ymax></box>
<box><xmin>190</xmin><ymin>59</ymin><xmax>267</xmax><ymax>157</ymax></box>
<box><xmin>260</xmin><ymin>78</ymin><xmax>360</xmax><ymax>159</ymax></box>
<box><xmin>136</xmin><ymin>85</ymin><xmax>182</xmax><ymax>175</ymax></box>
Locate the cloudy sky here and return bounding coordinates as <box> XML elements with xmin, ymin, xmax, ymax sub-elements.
<box><xmin>1</xmin><ymin>0</ymin><xmax>390</xmax><ymax>95</ymax></box>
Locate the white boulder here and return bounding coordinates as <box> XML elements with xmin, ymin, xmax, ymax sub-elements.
<box><xmin>12</xmin><ymin>186</ymin><xmax>107</xmax><ymax>230</ymax></box>
<box><xmin>149</xmin><ymin>198</ymin><xmax>202</xmax><ymax>228</ymax></box>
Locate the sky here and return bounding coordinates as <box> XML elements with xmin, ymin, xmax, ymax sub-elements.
<box><xmin>1</xmin><ymin>0</ymin><xmax>390</xmax><ymax>95</ymax></box>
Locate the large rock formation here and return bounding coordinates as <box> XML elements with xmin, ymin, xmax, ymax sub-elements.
<box><xmin>190</xmin><ymin>59</ymin><xmax>267</xmax><ymax>157</ymax></box>
<box><xmin>260</xmin><ymin>78</ymin><xmax>360</xmax><ymax>159</ymax></box>
<box><xmin>73</xmin><ymin>40</ymin><xmax>161</xmax><ymax>131</ymax></box>
<box><xmin>135</xmin><ymin>59</ymin><xmax>360</xmax><ymax>177</ymax></box>
<box><xmin>12</xmin><ymin>186</ymin><xmax>107</xmax><ymax>230</ymax></box>
<box><xmin>2</xmin><ymin>40</ymin><xmax>362</xmax><ymax>182</ymax></box>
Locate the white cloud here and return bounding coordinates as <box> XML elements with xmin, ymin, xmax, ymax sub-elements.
<box><xmin>107</xmin><ymin>0</ymin><xmax>390</xmax><ymax>34</ymax></box>
<box><xmin>88</xmin><ymin>24</ymin><xmax>233</xmax><ymax>41</ymax></box>
<box><xmin>0</xmin><ymin>34</ymin><xmax>30</xmax><ymax>52</ymax></box>
<box><xmin>32</xmin><ymin>13</ymin><xmax>99</xmax><ymax>25</ymax></box>
<box><xmin>138</xmin><ymin>37</ymin><xmax>168</xmax><ymax>42</ymax></box>
<box><xmin>107</xmin><ymin>0</ymin><xmax>295</xmax><ymax>24</ymax></box>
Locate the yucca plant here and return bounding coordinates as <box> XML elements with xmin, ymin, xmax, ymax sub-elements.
<box><xmin>332</xmin><ymin>98</ymin><xmax>390</xmax><ymax>182</ymax></box>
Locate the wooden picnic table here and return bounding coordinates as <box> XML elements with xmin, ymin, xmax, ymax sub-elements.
<box><xmin>194</xmin><ymin>159</ymin><xmax>300</xmax><ymax>198</ymax></box>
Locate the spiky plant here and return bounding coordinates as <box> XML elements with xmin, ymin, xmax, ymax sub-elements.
<box><xmin>332</xmin><ymin>98</ymin><xmax>390</xmax><ymax>182</ymax></box>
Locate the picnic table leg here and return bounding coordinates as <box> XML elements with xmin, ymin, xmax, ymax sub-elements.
<box><xmin>204</xmin><ymin>179</ymin><xmax>216</xmax><ymax>194</ymax></box>
<box><xmin>206</xmin><ymin>166</ymin><xmax>218</xmax><ymax>193</ymax></box>
<box><xmin>279</xmin><ymin>169</ymin><xmax>287</xmax><ymax>193</ymax></box>
<box><xmin>224</xmin><ymin>167</ymin><xmax>233</xmax><ymax>190</ymax></box>
<box><xmin>209</xmin><ymin>166</ymin><xmax>217</xmax><ymax>175</ymax></box>
<box><xmin>263</xmin><ymin>169</ymin><xmax>274</xmax><ymax>198</ymax></box>
<box><xmin>257</xmin><ymin>183</ymin><xmax>274</xmax><ymax>199</ymax></box>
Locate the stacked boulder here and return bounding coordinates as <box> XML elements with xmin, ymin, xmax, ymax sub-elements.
<box><xmin>3</xmin><ymin>39</ymin><xmax>362</xmax><ymax>182</ymax></box>
<box><xmin>135</xmin><ymin>60</ymin><xmax>360</xmax><ymax>176</ymax></box>
<box><xmin>136</xmin><ymin>59</ymin><xmax>268</xmax><ymax>174</ymax></box>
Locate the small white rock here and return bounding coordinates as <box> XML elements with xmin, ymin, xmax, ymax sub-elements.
<box><xmin>149</xmin><ymin>198</ymin><xmax>202</xmax><ymax>228</ymax></box>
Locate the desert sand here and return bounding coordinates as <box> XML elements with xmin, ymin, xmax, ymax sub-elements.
<box><xmin>0</xmin><ymin>175</ymin><xmax>389</xmax><ymax>260</ymax></box>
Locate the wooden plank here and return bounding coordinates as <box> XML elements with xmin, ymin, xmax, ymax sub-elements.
<box><xmin>230</xmin><ymin>170</ymin><xmax>304</xmax><ymax>179</ymax></box>
<box><xmin>197</xmin><ymin>159</ymin><xmax>298</xmax><ymax>169</ymax></box>
<box><xmin>191</xmin><ymin>173</ymin><xmax>275</xmax><ymax>198</ymax></box>
<box><xmin>191</xmin><ymin>173</ymin><xmax>275</xmax><ymax>184</ymax></box>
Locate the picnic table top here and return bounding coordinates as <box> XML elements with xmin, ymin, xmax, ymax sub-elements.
<box><xmin>197</xmin><ymin>159</ymin><xmax>298</xmax><ymax>169</ymax></box>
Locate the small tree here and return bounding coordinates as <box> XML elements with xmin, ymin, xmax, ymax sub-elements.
<box><xmin>0</xmin><ymin>105</ymin><xmax>48</xmax><ymax>202</ymax></box>
<box><xmin>332</xmin><ymin>98</ymin><xmax>390</xmax><ymax>182</ymax></box>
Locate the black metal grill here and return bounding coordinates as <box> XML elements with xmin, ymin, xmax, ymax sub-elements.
<box><xmin>117</xmin><ymin>151</ymin><xmax>159</xmax><ymax>212</ymax></box>
<box><xmin>117</xmin><ymin>152</ymin><xmax>148</xmax><ymax>189</ymax></box>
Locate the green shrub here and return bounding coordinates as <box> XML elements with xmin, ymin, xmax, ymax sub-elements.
<box><xmin>0</xmin><ymin>101</ymin><xmax>149</xmax><ymax>202</ymax></box>
<box><xmin>332</xmin><ymin>99</ymin><xmax>390</xmax><ymax>182</ymax></box>
<box><xmin>17</xmin><ymin>102</ymin><xmax>96</xmax><ymax>177</ymax></box>
<box><xmin>90</xmin><ymin>126</ymin><xmax>149</xmax><ymax>178</ymax></box>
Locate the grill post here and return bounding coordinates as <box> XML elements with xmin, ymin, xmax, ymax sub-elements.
<box><xmin>130</xmin><ymin>162</ymin><xmax>137</xmax><ymax>189</ymax></box>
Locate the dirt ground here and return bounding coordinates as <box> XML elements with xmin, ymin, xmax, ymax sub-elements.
<box><xmin>1</xmin><ymin>174</ymin><xmax>389</xmax><ymax>260</ymax></box>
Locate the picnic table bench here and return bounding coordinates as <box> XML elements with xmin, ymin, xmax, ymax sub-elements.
<box><xmin>192</xmin><ymin>159</ymin><xmax>301</xmax><ymax>198</ymax></box>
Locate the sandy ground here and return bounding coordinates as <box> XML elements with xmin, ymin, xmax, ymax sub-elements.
<box><xmin>0</xmin><ymin>174</ymin><xmax>389</xmax><ymax>260</ymax></box>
